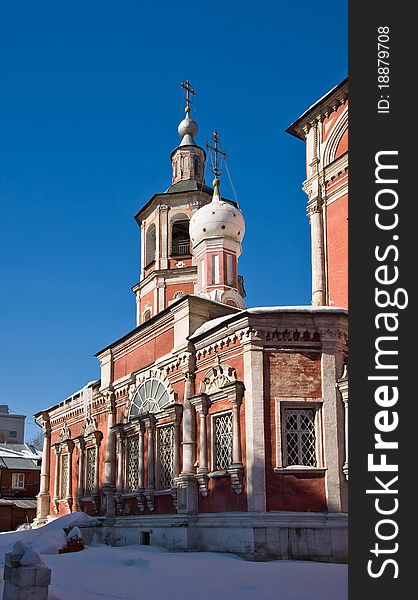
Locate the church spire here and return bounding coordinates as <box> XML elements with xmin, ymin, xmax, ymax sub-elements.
<box><xmin>171</xmin><ymin>80</ymin><xmax>206</xmax><ymax>185</ymax></box>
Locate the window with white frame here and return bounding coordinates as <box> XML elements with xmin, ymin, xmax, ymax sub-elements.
<box><xmin>12</xmin><ymin>473</ymin><xmax>25</xmax><ymax>489</ymax></box>
<box><xmin>157</xmin><ymin>425</ymin><xmax>174</xmax><ymax>490</ymax></box>
<box><xmin>283</xmin><ymin>408</ymin><xmax>317</xmax><ymax>467</ymax></box>
<box><xmin>126</xmin><ymin>435</ymin><xmax>139</xmax><ymax>493</ymax></box>
<box><xmin>275</xmin><ymin>399</ymin><xmax>323</xmax><ymax>470</ymax></box>
<box><xmin>85</xmin><ymin>446</ymin><xmax>96</xmax><ymax>496</ymax></box>
<box><xmin>213</xmin><ymin>412</ymin><xmax>233</xmax><ymax>471</ymax></box>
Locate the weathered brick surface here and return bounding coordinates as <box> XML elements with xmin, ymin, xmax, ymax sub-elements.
<box><xmin>266</xmin><ymin>351</ymin><xmax>322</xmax><ymax>398</ymax></box>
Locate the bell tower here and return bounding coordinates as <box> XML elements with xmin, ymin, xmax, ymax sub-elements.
<box><xmin>132</xmin><ymin>82</ymin><xmax>212</xmax><ymax>325</ymax></box>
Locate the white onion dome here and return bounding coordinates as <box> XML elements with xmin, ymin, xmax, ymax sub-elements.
<box><xmin>178</xmin><ymin>109</ymin><xmax>198</xmax><ymax>146</ymax></box>
<box><xmin>190</xmin><ymin>178</ymin><xmax>245</xmax><ymax>249</ymax></box>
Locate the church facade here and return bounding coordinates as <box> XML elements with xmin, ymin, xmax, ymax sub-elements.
<box><xmin>34</xmin><ymin>81</ymin><xmax>348</xmax><ymax>562</ymax></box>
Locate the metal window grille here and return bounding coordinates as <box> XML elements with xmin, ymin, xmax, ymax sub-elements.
<box><xmin>284</xmin><ymin>409</ymin><xmax>317</xmax><ymax>467</ymax></box>
<box><xmin>60</xmin><ymin>454</ymin><xmax>69</xmax><ymax>499</ymax></box>
<box><xmin>126</xmin><ymin>435</ymin><xmax>139</xmax><ymax>493</ymax></box>
<box><xmin>214</xmin><ymin>412</ymin><xmax>233</xmax><ymax>470</ymax></box>
<box><xmin>85</xmin><ymin>446</ymin><xmax>96</xmax><ymax>495</ymax></box>
<box><xmin>157</xmin><ymin>426</ymin><xmax>174</xmax><ymax>490</ymax></box>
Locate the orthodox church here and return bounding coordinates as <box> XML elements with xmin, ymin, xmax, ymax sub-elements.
<box><xmin>34</xmin><ymin>80</ymin><xmax>348</xmax><ymax>562</ymax></box>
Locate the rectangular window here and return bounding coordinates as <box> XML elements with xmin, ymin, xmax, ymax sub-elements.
<box><xmin>12</xmin><ymin>473</ymin><xmax>25</xmax><ymax>489</ymax></box>
<box><xmin>85</xmin><ymin>446</ymin><xmax>97</xmax><ymax>496</ymax></box>
<box><xmin>214</xmin><ymin>412</ymin><xmax>233</xmax><ymax>471</ymax></box>
<box><xmin>126</xmin><ymin>435</ymin><xmax>139</xmax><ymax>493</ymax></box>
<box><xmin>284</xmin><ymin>408</ymin><xmax>317</xmax><ymax>467</ymax></box>
<box><xmin>157</xmin><ymin>425</ymin><xmax>174</xmax><ymax>490</ymax></box>
<box><xmin>211</xmin><ymin>254</ymin><xmax>220</xmax><ymax>285</ymax></box>
<box><xmin>60</xmin><ymin>454</ymin><xmax>69</xmax><ymax>499</ymax></box>
<box><xmin>227</xmin><ymin>254</ymin><xmax>234</xmax><ymax>286</ymax></box>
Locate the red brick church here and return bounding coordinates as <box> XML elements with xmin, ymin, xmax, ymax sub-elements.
<box><xmin>34</xmin><ymin>79</ymin><xmax>348</xmax><ymax>562</ymax></box>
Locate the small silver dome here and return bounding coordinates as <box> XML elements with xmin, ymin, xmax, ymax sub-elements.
<box><xmin>178</xmin><ymin>115</ymin><xmax>198</xmax><ymax>146</ymax></box>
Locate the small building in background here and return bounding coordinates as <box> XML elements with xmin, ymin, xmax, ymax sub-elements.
<box><xmin>0</xmin><ymin>404</ymin><xmax>26</xmax><ymax>443</ymax></box>
<box><xmin>0</xmin><ymin>405</ymin><xmax>41</xmax><ymax>531</ymax></box>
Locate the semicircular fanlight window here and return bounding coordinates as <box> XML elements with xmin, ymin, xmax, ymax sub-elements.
<box><xmin>129</xmin><ymin>378</ymin><xmax>170</xmax><ymax>419</ymax></box>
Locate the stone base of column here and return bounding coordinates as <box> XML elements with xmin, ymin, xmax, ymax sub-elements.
<box><xmin>34</xmin><ymin>493</ymin><xmax>50</xmax><ymax>526</ymax></box>
<box><xmin>174</xmin><ymin>474</ymin><xmax>198</xmax><ymax>514</ymax></box>
<box><xmin>102</xmin><ymin>485</ymin><xmax>116</xmax><ymax>516</ymax></box>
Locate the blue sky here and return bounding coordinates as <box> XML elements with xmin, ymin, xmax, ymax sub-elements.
<box><xmin>0</xmin><ymin>1</ymin><xmax>347</xmax><ymax>441</ymax></box>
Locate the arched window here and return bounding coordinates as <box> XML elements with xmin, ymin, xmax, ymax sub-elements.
<box><xmin>129</xmin><ymin>378</ymin><xmax>171</xmax><ymax>418</ymax></box>
<box><xmin>194</xmin><ymin>157</ymin><xmax>199</xmax><ymax>177</ymax></box>
<box><xmin>171</xmin><ymin>215</ymin><xmax>190</xmax><ymax>257</ymax></box>
<box><xmin>145</xmin><ymin>224</ymin><xmax>156</xmax><ymax>266</ymax></box>
<box><xmin>143</xmin><ymin>309</ymin><xmax>152</xmax><ymax>323</ymax></box>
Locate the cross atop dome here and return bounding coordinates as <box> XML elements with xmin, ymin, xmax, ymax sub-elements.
<box><xmin>206</xmin><ymin>131</ymin><xmax>228</xmax><ymax>179</ymax></box>
<box><xmin>180</xmin><ymin>79</ymin><xmax>196</xmax><ymax>115</ymax></box>
<box><xmin>171</xmin><ymin>80</ymin><xmax>206</xmax><ymax>186</ymax></box>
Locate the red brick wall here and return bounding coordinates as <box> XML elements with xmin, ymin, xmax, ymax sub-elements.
<box><xmin>326</xmin><ymin>194</ymin><xmax>348</xmax><ymax>308</ymax></box>
<box><xmin>266</xmin><ymin>351</ymin><xmax>322</xmax><ymax>398</ymax></box>
<box><xmin>264</xmin><ymin>350</ymin><xmax>327</xmax><ymax>512</ymax></box>
<box><xmin>113</xmin><ymin>328</ymin><xmax>174</xmax><ymax>380</ymax></box>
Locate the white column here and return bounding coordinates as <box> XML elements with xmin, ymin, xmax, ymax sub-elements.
<box><xmin>231</xmin><ymin>399</ymin><xmax>243</xmax><ymax>465</ymax></box>
<box><xmin>66</xmin><ymin>443</ymin><xmax>74</xmax><ymax>504</ymax></box>
<box><xmin>181</xmin><ymin>372</ymin><xmax>196</xmax><ymax>475</ymax></box>
<box><xmin>173</xmin><ymin>420</ymin><xmax>180</xmax><ymax>478</ymax></box>
<box><xmin>309</xmin><ymin>205</ymin><xmax>326</xmax><ymax>306</ymax></box>
<box><xmin>243</xmin><ymin>343</ymin><xmax>266</xmax><ymax>512</ymax></box>
<box><xmin>39</xmin><ymin>423</ymin><xmax>51</xmax><ymax>496</ymax></box>
<box><xmin>198</xmin><ymin>403</ymin><xmax>208</xmax><ymax>471</ymax></box>
<box><xmin>146</xmin><ymin>420</ymin><xmax>155</xmax><ymax>489</ymax></box>
<box><xmin>77</xmin><ymin>440</ymin><xmax>85</xmax><ymax>498</ymax></box>
<box><xmin>337</xmin><ymin>366</ymin><xmax>349</xmax><ymax>480</ymax></box>
<box><xmin>321</xmin><ymin>334</ymin><xmax>347</xmax><ymax>512</ymax></box>
<box><xmin>155</xmin><ymin>209</ymin><xmax>161</xmax><ymax>269</ymax></box>
<box><xmin>160</xmin><ymin>205</ymin><xmax>169</xmax><ymax>270</ymax></box>
<box><xmin>138</xmin><ymin>424</ymin><xmax>145</xmax><ymax>490</ymax></box>
<box><xmin>36</xmin><ymin>419</ymin><xmax>52</xmax><ymax>524</ymax></box>
<box><xmin>104</xmin><ymin>415</ymin><xmax>116</xmax><ymax>487</ymax></box>
<box><xmin>53</xmin><ymin>448</ymin><xmax>60</xmax><ymax>501</ymax></box>
<box><xmin>140</xmin><ymin>222</ymin><xmax>146</xmax><ymax>280</ymax></box>
<box><xmin>116</xmin><ymin>433</ymin><xmax>124</xmax><ymax>494</ymax></box>
<box><xmin>93</xmin><ymin>442</ymin><xmax>100</xmax><ymax>494</ymax></box>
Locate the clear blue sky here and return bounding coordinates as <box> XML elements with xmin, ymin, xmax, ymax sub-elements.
<box><xmin>0</xmin><ymin>1</ymin><xmax>347</xmax><ymax>441</ymax></box>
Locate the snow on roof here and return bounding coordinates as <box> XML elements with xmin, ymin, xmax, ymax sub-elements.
<box><xmin>189</xmin><ymin>305</ymin><xmax>347</xmax><ymax>340</ymax></box>
<box><xmin>34</xmin><ymin>379</ymin><xmax>100</xmax><ymax>417</ymax></box>
<box><xmin>246</xmin><ymin>306</ymin><xmax>348</xmax><ymax>314</ymax></box>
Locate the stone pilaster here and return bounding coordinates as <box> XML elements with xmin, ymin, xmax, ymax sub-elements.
<box><xmin>337</xmin><ymin>365</ymin><xmax>349</xmax><ymax>480</ymax></box>
<box><xmin>320</xmin><ymin>328</ymin><xmax>347</xmax><ymax>512</ymax></box>
<box><xmin>308</xmin><ymin>202</ymin><xmax>326</xmax><ymax>306</ymax></box>
<box><xmin>243</xmin><ymin>342</ymin><xmax>266</xmax><ymax>512</ymax></box>
<box><xmin>144</xmin><ymin>416</ymin><xmax>156</xmax><ymax>511</ymax></box>
<box><xmin>35</xmin><ymin>414</ymin><xmax>51</xmax><ymax>525</ymax></box>
<box><xmin>176</xmin><ymin>355</ymin><xmax>198</xmax><ymax>514</ymax></box>
<box><xmin>102</xmin><ymin>390</ymin><xmax>117</xmax><ymax>515</ymax></box>
<box><xmin>190</xmin><ymin>394</ymin><xmax>209</xmax><ymax>496</ymax></box>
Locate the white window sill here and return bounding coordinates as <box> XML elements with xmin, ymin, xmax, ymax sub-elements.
<box><xmin>208</xmin><ymin>470</ymin><xmax>231</xmax><ymax>479</ymax></box>
<box><xmin>274</xmin><ymin>467</ymin><xmax>327</xmax><ymax>474</ymax></box>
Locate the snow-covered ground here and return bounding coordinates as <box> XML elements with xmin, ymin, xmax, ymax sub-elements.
<box><xmin>0</xmin><ymin>514</ymin><xmax>348</xmax><ymax>600</ymax></box>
